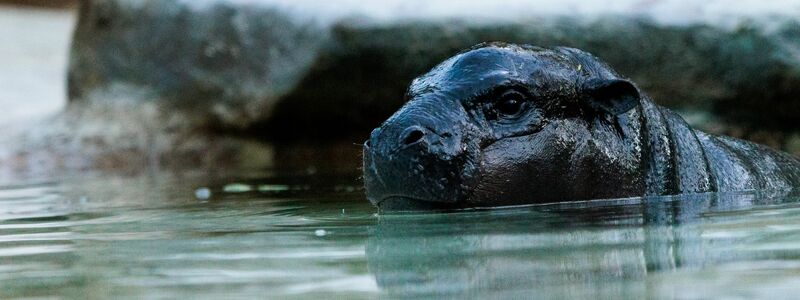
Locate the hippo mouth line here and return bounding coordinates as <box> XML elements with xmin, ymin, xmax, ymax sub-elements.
<box><xmin>375</xmin><ymin>195</ymin><xmax>463</xmax><ymax>211</ymax></box>
<box><xmin>377</xmin><ymin>195</ymin><xmax>432</xmax><ymax>203</ymax></box>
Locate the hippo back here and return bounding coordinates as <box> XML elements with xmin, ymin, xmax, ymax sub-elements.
<box><xmin>641</xmin><ymin>98</ymin><xmax>800</xmax><ymax>194</ymax></box>
<box><xmin>698</xmin><ymin>131</ymin><xmax>800</xmax><ymax>191</ymax></box>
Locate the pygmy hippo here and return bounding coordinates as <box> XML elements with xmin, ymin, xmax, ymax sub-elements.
<box><xmin>362</xmin><ymin>42</ymin><xmax>800</xmax><ymax>211</ymax></box>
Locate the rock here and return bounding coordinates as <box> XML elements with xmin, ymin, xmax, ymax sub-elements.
<box><xmin>787</xmin><ymin>133</ymin><xmax>800</xmax><ymax>156</ymax></box>
<box><xmin>69</xmin><ymin>0</ymin><xmax>328</xmax><ymax>130</ymax></box>
<box><xmin>69</xmin><ymin>0</ymin><xmax>800</xmax><ymax>140</ymax></box>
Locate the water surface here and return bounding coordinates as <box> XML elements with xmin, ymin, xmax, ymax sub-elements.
<box><xmin>4</xmin><ymin>4</ymin><xmax>800</xmax><ymax>299</ymax></box>
<box><xmin>2</xmin><ymin>165</ymin><xmax>800</xmax><ymax>299</ymax></box>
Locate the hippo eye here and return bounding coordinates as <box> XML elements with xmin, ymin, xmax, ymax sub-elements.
<box><xmin>495</xmin><ymin>90</ymin><xmax>526</xmax><ymax>118</ymax></box>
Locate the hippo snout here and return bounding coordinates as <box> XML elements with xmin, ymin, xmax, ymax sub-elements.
<box><xmin>362</xmin><ymin>102</ymin><xmax>479</xmax><ymax>211</ymax></box>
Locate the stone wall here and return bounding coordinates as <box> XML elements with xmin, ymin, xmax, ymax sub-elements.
<box><xmin>68</xmin><ymin>0</ymin><xmax>800</xmax><ymax>149</ymax></box>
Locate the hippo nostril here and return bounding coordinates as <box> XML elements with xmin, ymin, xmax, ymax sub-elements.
<box><xmin>400</xmin><ymin>127</ymin><xmax>426</xmax><ymax>146</ymax></box>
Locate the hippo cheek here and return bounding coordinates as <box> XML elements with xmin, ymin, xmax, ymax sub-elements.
<box><xmin>468</xmin><ymin>132</ymin><xmax>577</xmax><ymax>206</ymax></box>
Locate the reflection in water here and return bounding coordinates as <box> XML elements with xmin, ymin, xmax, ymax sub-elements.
<box><xmin>1</xmin><ymin>170</ymin><xmax>800</xmax><ymax>298</ymax></box>
<box><xmin>367</xmin><ymin>191</ymin><xmax>800</xmax><ymax>299</ymax></box>
<box><xmin>0</xmin><ymin>172</ymin><xmax>376</xmax><ymax>299</ymax></box>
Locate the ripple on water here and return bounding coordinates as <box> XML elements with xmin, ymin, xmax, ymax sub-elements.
<box><xmin>2</xmin><ymin>175</ymin><xmax>800</xmax><ymax>298</ymax></box>
<box><xmin>0</xmin><ymin>174</ymin><xmax>379</xmax><ymax>299</ymax></box>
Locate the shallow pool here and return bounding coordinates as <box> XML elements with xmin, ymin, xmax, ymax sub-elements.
<box><xmin>2</xmin><ymin>159</ymin><xmax>800</xmax><ymax>299</ymax></box>
<box><xmin>4</xmin><ymin>3</ymin><xmax>800</xmax><ymax>299</ymax></box>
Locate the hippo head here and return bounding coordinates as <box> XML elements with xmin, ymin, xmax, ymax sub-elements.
<box><xmin>363</xmin><ymin>43</ymin><xmax>645</xmax><ymax>211</ymax></box>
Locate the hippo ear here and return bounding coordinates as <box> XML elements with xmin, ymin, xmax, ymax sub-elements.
<box><xmin>583</xmin><ymin>78</ymin><xmax>640</xmax><ymax>115</ymax></box>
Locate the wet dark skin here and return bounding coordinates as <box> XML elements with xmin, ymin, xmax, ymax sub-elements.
<box><xmin>363</xmin><ymin>42</ymin><xmax>800</xmax><ymax>211</ymax></box>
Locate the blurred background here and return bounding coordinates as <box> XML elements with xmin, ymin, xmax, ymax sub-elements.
<box><xmin>0</xmin><ymin>0</ymin><xmax>799</xmax><ymax>179</ymax></box>
<box><xmin>2</xmin><ymin>2</ymin><xmax>800</xmax><ymax>299</ymax></box>
<box><xmin>0</xmin><ymin>0</ymin><xmax>73</xmax><ymax>126</ymax></box>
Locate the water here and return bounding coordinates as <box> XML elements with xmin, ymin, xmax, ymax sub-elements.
<box><xmin>2</xmin><ymin>163</ymin><xmax>800</xmax><ymax>299</ymax></box>
<box><xmin>3</xmin><ymin>5</ymin><xmax>800</xmax><ymax>299</ymax></box>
